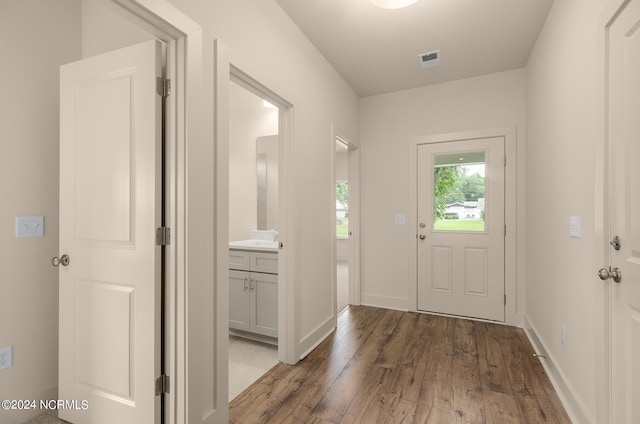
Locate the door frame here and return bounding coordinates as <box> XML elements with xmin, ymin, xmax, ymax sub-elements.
<box><xmin>95</xmin><ymin>1</ymin><xmax>201</xmax><ymax>423</ymax></box>
<box><xmin>213</xmin><ymin>40</ymin><xmax>298</xmax><ymax>365</ymax></box>
<box><xmin>408</xmin><ymin>128</ymin><xmax>518</xmax><ymax>324</ymax></box>
<box><xmin>330</xmin><ymin>132</ymin><xmax>361</xmax><ymax>317</ymax></box>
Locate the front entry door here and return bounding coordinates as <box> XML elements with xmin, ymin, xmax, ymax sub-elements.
<box><xmin>608</xmin><ymin>2</ymin><xmax>640</xmax><ymax>422</ymax></box>
<box><xmin>417</xmin><ymin>138</ymin><xmax>505</xmax><ymax>321</ymax></box>
<box><xmin>58</xmin><ymin>40</ymin><xmax>163</xmax><ymax>423</ymax></box>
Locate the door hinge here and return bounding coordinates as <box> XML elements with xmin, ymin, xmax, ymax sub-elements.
<box><xmin>504</xmin><ymin>154</ymin><xmax>507</xmax><ymax>166</ymax></box>
<box><xmin>155</xmin><ymin>374</ymin><xmax>170</xmax><ymax>395</ymax></box>
<box><xmin>156</xmin><ymin>227</ymin><xmax>170</xmax><ymax>246</ymax></box>
<box><xmin>156</xmin><ymin>77</ymin><xmax>171</xmax><ymax>98</ymax></box>
<box><xmin>504</xmin><ymin>225</ymin><xmax>507</xmax><ymax>237</ymax></box>
<box><xmin>504</xmin><ymin>294</ymin><xmax>507</xmax><ymax>305</ymax></box>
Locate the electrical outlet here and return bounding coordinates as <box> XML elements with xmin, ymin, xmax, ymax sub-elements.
<box><xmin>0</xmin><ymin>345</ymin><xmax>13</xmax><ymax>370</ymax></box>
<box><xmin>561</xmin><ymin>325</ymin><xmax>566</xmax><ymax>348</ymax></box>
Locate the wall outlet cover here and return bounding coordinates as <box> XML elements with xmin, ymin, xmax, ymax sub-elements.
<box><xmin>0</xmin><ymin>345</ymin><xmax>13</xmax><ymax>370</ymax></box>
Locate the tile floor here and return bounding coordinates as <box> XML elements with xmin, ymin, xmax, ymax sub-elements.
<box><xmin>228</xmin><ymin>264</ymin><xmax>349</xmax><ymax>401</ymax></box>
<box><xmin>228</xmin><ymin>335</ymin><xmax>278</xmax><ymax>401</ymax></box>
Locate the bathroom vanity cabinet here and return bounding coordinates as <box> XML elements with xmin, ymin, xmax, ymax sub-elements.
<box><xmin>229</xmin><ymin>249</ymin><xmax>278</xmax><ymax>340</ymax></box>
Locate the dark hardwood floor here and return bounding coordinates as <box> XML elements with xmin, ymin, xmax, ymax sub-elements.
<box><xmin>229</xmin><ymin>305</ymin><xmax>572</xmax><ymax>424</ymax></box>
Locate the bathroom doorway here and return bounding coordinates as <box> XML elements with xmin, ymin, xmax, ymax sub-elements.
<box><xmin>227</xmin><ymin>77</ymin><xmax>280</xmax><ymax>400</ymax></box>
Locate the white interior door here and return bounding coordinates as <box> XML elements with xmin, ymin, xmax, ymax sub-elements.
<box><xmin>417</xmin><ymin>138</ymin><xmax>505</xmax><ymax>322</ymax></box>
<box><xmin>608</xmin><ymin>2</ymin><xmax>640</xmax><ymax>422</ymax></box>
<box><xmin>58</xmin><ymin>40</ymin><xmax>162</xmax><ymax>423</ymax></box>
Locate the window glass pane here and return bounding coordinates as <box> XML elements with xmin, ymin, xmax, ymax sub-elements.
<box><xmin>433</xmin><ymin>152</ymin><xmax>485</xmax><ymax>232</ymax></box>
<box><xmin>336</xmin><ymin>180</ymin><xmax>348</xmax><ymax>237</ymax></box>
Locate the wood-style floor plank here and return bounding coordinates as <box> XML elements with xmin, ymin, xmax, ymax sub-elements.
<box><xmin>229</xmin><ymin>306</ymin><xmax>572</xmax><ymax>424</ymax></box>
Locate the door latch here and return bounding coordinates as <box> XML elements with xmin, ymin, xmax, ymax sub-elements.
<box><xmin>610</xmin><ymin>235</ymin><xmax>621</xmax><ymax>251</ymax></box>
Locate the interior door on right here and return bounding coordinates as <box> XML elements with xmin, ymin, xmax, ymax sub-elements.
<box><xmin>609</xmin><ymin>1</ymin><xmax>640</xmax><ymax>422</ymax></box>
<box><xmin>417</xmin><ymin>138</ymin><xmax>505</xmax><ymax>322</ymax></box>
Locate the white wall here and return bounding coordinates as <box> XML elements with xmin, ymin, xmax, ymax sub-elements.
<box><xmin>81</xmin><ymin>0</ymin><xmax>154</xmax><ymax>57</ymax></box>
<box><xmin>525</xmin><ymin>0</ymin><xmax>608</xmax><ymax>421</ymax></box>
<box><xmin>229</xmin><ymin>83</ymin><xmax>278</xmax><ymax>241</ymax></box>
<box><xmin>359</xmin><ymin>69</ymin><xmax>526</xmax><ymax>313</ymax></box>
<box><xmin>167</xmin><ymin>0</ymin><xmax>359</xmax><ymax>359</ymax></box>
<box><xmin>0</xmin><ymin>2</ymin><xmax>81</xmax><ymax>423</ymax></box>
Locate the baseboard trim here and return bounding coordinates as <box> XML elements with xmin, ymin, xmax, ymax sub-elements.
<box><xmin>360</xmin><ymin>293</ymin><xmax>408</xmax><ymax>311</ymax></box>
<box><xmin>298</xmin><ymin>315</ymin><xmax>335</xmax><ymax>360</ymax></box>
<box><xmin>523</xmin><ymin>316</ymin><xmax>594</xmax><ymax>424</ymax></box>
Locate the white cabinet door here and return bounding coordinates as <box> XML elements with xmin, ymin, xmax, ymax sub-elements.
<box><xmin>229</xmin><ymin>250</ymin><xmax>278</xmax><ymax>338</ymax></box>
<box><xmin>229</xmin><ymin>270</ymin><xmax>250</xmax><ymax>332</ymax></box>
<box><xmin>59</xmin><ymin>40</ymin><xmax>162</xmax><ymax>424</ymax></box>
<box><xmin>250</xmin><ymin>272</ymin><xmax>278</xmax><ymax>338</ymax></box>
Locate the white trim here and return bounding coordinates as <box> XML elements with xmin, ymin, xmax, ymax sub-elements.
<box><xmin>360</xmin><ymin>293</ymin><xmax>409</xmax><ymax>311</ymax></box>
<box><xmin>215</xmin><ymin>41</ymin><xmax>298</xmax><ymax>365</ymax></box>
<box><xmin>348</xmin><ymin>146</ymin><xmax>362</xmax><ymax>306</ymax></box>
<box><xmin>331</xmin><ymin>131</ymin><xmax>362</xmax><ymax>317</ymax></box>
<box><xmin>298</xmin><ymin>315</ymin><xmax>336</xmax><ymax>360</ymax></box>
<box><xmin>524</xmin><ymin>316</ymin><xmax>595</xmax><ymax>424</ymax></box>
<box><xmin>96</xmin><ymin>2</ymin><xmax>201</xmax><ymax>423</ymax></box>
<box><xmin>407</xmin><ymin>127</ymin><xmax>520</xmax><ymax>325</ymax></box>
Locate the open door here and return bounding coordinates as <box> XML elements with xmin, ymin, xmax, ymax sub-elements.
<box><xmin>606</xmin><ymin>2</ymin><xmax>640</xmax><ymax>422</ymax></box>
<box><xmin>57</xmin><ymin>39</ymin><xmax>163</xmax><ymax>423</ymax></box>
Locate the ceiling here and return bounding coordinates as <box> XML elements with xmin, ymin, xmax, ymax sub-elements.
<box><xmin>275</xmin><ymin>0</ymin><xmax>554</xmax><ymax>97</ymax></box>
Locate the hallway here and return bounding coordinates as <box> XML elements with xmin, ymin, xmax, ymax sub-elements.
<box><xmin>229</xmin><ymin>305</ymin><xmax>571</xmax><ymax>423</ymax></box>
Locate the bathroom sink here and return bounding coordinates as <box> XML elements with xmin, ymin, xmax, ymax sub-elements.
<box><xmin>229</xmin><ymin>239</ymin><xmax>278</xmax><ymax>251</ymax></box>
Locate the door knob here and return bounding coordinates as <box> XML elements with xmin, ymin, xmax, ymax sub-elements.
<box><xmin>419</xmin><ymin>234</ymin><xmax>426</xmax><ymax>240</ymax></box>
<box><xmin>51</xmin><ymin>254</ymin><xmax>70</xmax><ymax>267</ymax></box>
<box><xmin>598</xmin><ymin>266</ymin><xmax>621</xmax><ymax>283</ymax></box>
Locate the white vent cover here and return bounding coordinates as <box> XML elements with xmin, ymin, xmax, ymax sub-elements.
<box><xmin>418</xmin><ymin>49</ymin><xmax>441</xmax><ymax>69</ymax></box>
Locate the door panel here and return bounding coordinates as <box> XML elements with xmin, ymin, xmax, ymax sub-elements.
<box><xmin>59</xmin><ymin>40</ymin><xmax>162</xmax><ymax>423</ymax></box>
<box><xmin>417</xmin><ymin>138</ymin><xmax>505</xmax><ymax>322</ymax></box>
<box><xmin>609</xmin><ymin>2</ymin><xmax>640</xmax><ymax>422</ymax></box>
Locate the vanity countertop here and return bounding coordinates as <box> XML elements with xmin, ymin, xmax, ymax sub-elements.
<box><xmin>229</xmin><ymin>239</ymin><xmax>278</xmax><ymax>252</ymax></box>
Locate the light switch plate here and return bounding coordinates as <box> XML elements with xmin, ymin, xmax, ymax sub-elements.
<box><xmin>569</xmin><ymin>216</ymin><xmax>581</xmax><ymax>238</ymax></box>
<box><xmin>395</xmin><ymin>214</ymin><xmax>406</xmax><ymax>225</ymax></box>
<box><xmin>16</xmin><ymin>216</ymin><xmax>44</xmax><ymax>238</ymax></box>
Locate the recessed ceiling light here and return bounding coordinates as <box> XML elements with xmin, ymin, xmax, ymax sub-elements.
<box><xmin>369</xmin><ymin>0</ymin><xmax>419</xmax><ymax>10</ymax></box>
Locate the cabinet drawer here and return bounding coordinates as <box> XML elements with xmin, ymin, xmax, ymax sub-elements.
<box><xmin>229</xmin><ymin>250</ymin><xmax>250</xmax><ymax>271</ymax></box>
<box><xmin>250</xmin><ymin>251</ymin><xmax>278</xmax><ymax>274</ymax></box>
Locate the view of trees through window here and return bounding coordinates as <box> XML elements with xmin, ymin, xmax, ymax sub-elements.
<box><xmin>433</xmin><ymin>163</ymin><xmax>485</xmax><ymax>231</ymax></box>
<box><xmin>336</xmin><ymin>181</ymin><xmax>348</xmax><ymax>237</ymax></box>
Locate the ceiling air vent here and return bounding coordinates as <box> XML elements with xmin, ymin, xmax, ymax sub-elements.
<box><xmin>418</xmin><ymin>49</ymin><xmax>441</xmax><ymax>69</ymax></box>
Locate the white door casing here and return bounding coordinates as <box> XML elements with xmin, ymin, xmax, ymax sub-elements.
<box><xmin>416</xmin><ymin>137</ymin><xmax>505</xmax><ymax>322</ymax></box>
<box><xmin>59</xmin><ymin>40</ymin><xmax>162</xmax><ymax>423</ymax></box>
<box><xmin>608</xmin><ymin>1</ymin><xmax>640</xmax><ymax>422</ymax></box>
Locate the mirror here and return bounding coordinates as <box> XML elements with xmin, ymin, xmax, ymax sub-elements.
<box><xmin>256</xmin><ymin>135</ymin><xmax>278</xmax><ymax>230</ymax></box>
<box><xmin>228</xmin><ymin>80</ymin><xmax>279</xmax><ymax>241</ymax></box>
